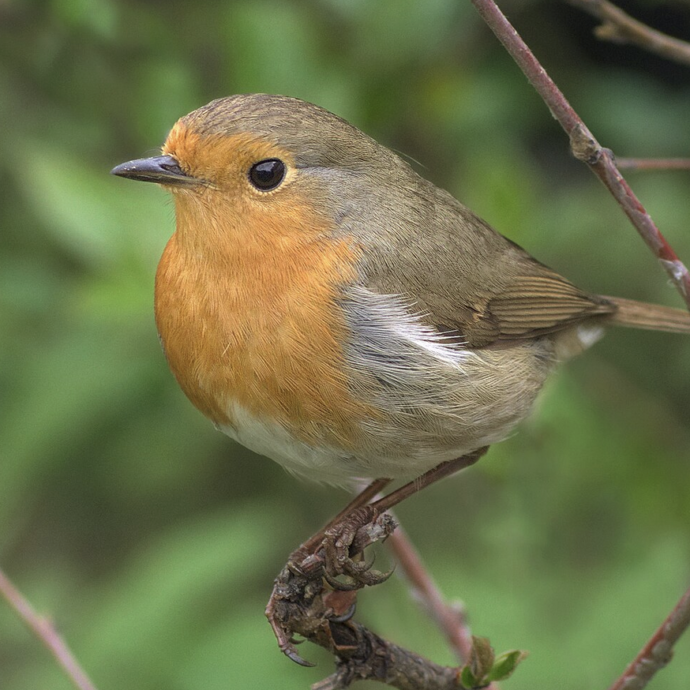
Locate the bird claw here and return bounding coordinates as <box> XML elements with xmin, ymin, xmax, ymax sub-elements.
<box><xmin>323</xmin><ymin>566</ymin><xmax>395</xmax><ymax>591</ymax></box>
<box><xmin>323</xmin><ymin>569</ymin><xmax>360</xmax><ymax>591</ymax></box>
<box><xmin>322</xmin><ymin>547</ymin><xmax>395</xmax><ymax>590</ymax></box>
<box><xmin>266</xmin><ymin>506</ymin><xmax>397</xmax><ymax>664</ymax></box>
<box><xmin>319</xmin><ymin>505</ymin><xmax>396</xmax><ymax>589</ymax></box>
<box><xmin>282</xmin><ymin>643</ymin><xmax>316</xmax><ymax>668</ymax></box>
<box><xmin>265</xmin><ymin>588</ymin><xmax>317</xmax><ymax>667</ymax></box>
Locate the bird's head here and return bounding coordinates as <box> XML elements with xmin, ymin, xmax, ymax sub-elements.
<box><xmin>111</xmin><ymin>94</ymin><xmax>412</xmax><ymax>251</ymax></box>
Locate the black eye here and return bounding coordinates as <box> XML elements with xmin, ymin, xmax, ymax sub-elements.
<box><xmin>248</xmin><ymin>158</ymin><xmax>286</xmax><ymax>191</ymax></box>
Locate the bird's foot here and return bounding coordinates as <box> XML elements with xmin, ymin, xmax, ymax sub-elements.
<box><xmin>321</xmin><ymin>506</ymin><xmax>396</xmax><ymax>589</ymax></box>
<box><xmin>266</xmin><ymin>505</ymin><xmax>397</xmax><ymax>664</ymax></box>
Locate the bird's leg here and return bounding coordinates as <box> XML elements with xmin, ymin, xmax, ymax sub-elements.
<box><xmin>292</xmin><ymin>476</ymin><xmax>392</xmax><ymax>575</ymax></box>
<box><xmin>266</xmin><ymin>448</ymin><xmax>489</xmax><ymax>665</ymax></box>
<box><xmin>372</xmin><ymin>446</ymin><xmax>488</xmax><ymax>514</ymax></box>
<box><xmin>318</xmin><ymin>447</ymin><xmax>489</xmax><ymax>588</ymax></box>
<box><xmin>293</xmin><ymin>447</ymin><xmax>489</xmax><ymax>583</ymax></box>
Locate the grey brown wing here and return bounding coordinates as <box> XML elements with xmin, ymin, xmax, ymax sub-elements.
<box><xmin>357</xmin><ymin>184</ymin><xmax>615</xmax><ymax>348</ymax></box>
<box><xmin>486</xmin><ymin>270</ymin><xmax>614</xmax><ymax>340</ymax></box>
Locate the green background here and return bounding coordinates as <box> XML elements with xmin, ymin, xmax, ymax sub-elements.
<box><xmin>1</xmin><ymin>1</ymin><xmax>690</xmax><ymax>688</ymax></box>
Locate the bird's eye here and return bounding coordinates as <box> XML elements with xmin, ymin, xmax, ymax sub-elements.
<box><xmin>248</xmin><ymin>158</ymin><xmax>286</xmax><ymax>191</ymax></box>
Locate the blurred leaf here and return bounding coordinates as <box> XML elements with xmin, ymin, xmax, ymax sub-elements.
<box><xmin>50</xmin><ymin>0</ymin><xmax>119</xmax><ymax>39</ymax></box>
<box><xmin>12</xmin><ymin>141</ymin><xmax>170</xmax><ymax>270</ymax></box>
<box><xmin>460</xmin><ymin>665</ymin><xmax>479</xmax><ymax>689</ymax></box>
<box><xmin>488</xmin><ymin>649</ymin><xmax>528</xmax><ymax>682</ymax></box>
<box><xmin>469</xmin><ymin>635</ymin><xmax>494</xmax><ymax>680</ymax></box>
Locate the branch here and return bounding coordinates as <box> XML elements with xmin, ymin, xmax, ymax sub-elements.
<box><xmin>469</xmin><ymin>0</ymin><xmax>690</xmax><ymax>309</ymax></box>
<box><xmin>567</xmin><ymin>0</ymin><xmax>690</xmax><ymax>66</ymax></box>
<box><xmin>468</xmin><ymin>2</ymin><xmax>690</xmax><ymax>687</ymax></box>
<box><xmin>0</xmin><ymin>567</ymin><xmax>99</xmax><ymax>690</ymax></box>
<box><xmin>615</xmin><ymin>158</ymin><xmax>690</xmax><ymax>172</ymax></box>
<box><xmin>386</xmin><ymin>524</ymin><xmax>502</xmax><ymax>690</ymax></box>
<box><xmin>608</xmin><ymin>586</ymin><xmax>690</xmax><ymax>690</ymax></box>
<box><xmin>386</xmin><ymin>524</ymin><xmax>474</xmax><ymax>663</ymax></box>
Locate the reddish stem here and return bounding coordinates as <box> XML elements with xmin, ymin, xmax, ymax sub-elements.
<box><xmin>567</xmin><ymin>0</ymin><xmax>690</xmax><ymax>66</ymax></box>
<box><xmin>469</xmin><ymin>0</ymin><xmax>690</xmax><ymax>309</ymax></box>
<box><xmin>608</xmin><ymin>586</ymin><xmax>690</xmax><ymax>690</ymax></box>
<box><xmin>615</xmin><ymin>158</ymin><xmax>690</xmax><ymax>172</ymax></box>
<box><xmin>385</xmin><ymin>524</ymin><xmax>500</xmax><ymax>690</ymax></box>
<box><xmin>0</xmin><ymin>568</ymin><xmax>99</xmax><ymax>690</ymax></box>
<box><xmin>386</xmin><ymin>524</ymin><xmax>474</xmax><ymax>662</ymax></box>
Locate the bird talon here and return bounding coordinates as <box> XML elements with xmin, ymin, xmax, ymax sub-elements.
<box><xmin>328</xmin><ymin>601</ymin><xmax>357</xmax><ymax>623</ymax></box>
<box><xmin>282</xmin><ymin>643</ymin><xmax>316</xmax><ymax>668</ymax></box>
<box><xmin>323</xmin><ymin>569</ymin><xmax>360</xmax><ymax>591</ymax></box>
<box><xmin>340</xmin><ymin>554</ymin><xmax>374</xmax><ymax>576</ymax></box>
<box><xmin>357</xmin><ymin>565</ymin><xmax>395</xmax><ymax>586</ymax></box>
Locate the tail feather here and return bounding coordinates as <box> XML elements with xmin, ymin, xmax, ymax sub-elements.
<box><xmin>605</xmin><ymin>296</ymin><xmax>690</xmax><ymax>334</ymax></box>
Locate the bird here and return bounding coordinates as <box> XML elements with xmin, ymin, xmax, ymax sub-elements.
<box><xmin>111</xmin><ymin>93</ymin><xmax>690</xmax><ymax>488</ymax></box>
<box><xmin>112</xmin><ymin>94</ymin><xmax>690</xmax><ymax>665</ymax></box>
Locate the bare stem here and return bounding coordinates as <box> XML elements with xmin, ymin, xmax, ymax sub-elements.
<box><xmin>385</xmin><ymin>524</ymin><xmax>501</xmax><ymax>690</ymax></box>
<box><xmin>615</xmin><ymin>158</ymin><xmax>690</xmax><ymax>172</ymax></box>
<box><xmin>469</xmin><ymin>0</ymin><xmax>690</xmax><ymax>308</ymax></box>
<box><xmin>607</xmin><ymin>586</ymin><xmax>690</xmax><ymax>690</ymax></box>
<box><xmin>0</xmin><ymin>567</ymin><xmax>99</xmax><ymax>690</ymax></box>
<box><xmin>567</xmin><ymin>0</ymin><xmax>690</xmax><ymax>66</ymax></box>
<box><xmin>386</xmin><ymin>523</ymin><xmax>473</xmax><ymax>662</ymax></box>
<box><xmin>469</xmin><ymin>2</ymin><xmax>690</xmax><ymax>687</ymax></box>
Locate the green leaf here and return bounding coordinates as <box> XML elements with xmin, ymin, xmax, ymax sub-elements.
<box><xmin>460</xmin><ymin>665</ymin><xmax>479</xmax><ymax>689</ymax></box>
<box><xmin>488</xmin><ymin>649</ymin><xmax>529</xmax><ymax>682</ymax></box>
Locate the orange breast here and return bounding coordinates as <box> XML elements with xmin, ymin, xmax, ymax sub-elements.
<box><xmin>154</xmin><ymin>191</ymin><xmax>372</xmax><ymax>449</ymax></box>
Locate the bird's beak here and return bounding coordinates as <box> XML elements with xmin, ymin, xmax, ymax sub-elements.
<box><xmin>110</xmin><ymin>155</ymin><xmax>199</xmax><ymax>186</ymax></box>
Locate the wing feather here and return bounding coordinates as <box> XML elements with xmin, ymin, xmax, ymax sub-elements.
<box><xmin>485</xmin><ymin>272</ymin><xmax>614</xmax><ymax>340</ymax></box>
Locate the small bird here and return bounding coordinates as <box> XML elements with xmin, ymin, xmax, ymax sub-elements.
<box><xmin>112</xmin><ymin>93</ymin><xmax>690</xmax><ymax>486</ymax></box>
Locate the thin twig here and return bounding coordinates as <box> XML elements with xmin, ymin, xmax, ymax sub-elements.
<box><xmin>469</xmin><ymin>1</ymin><xmax>690</xmax><ymax>686</ymax></box>
<box><xmin>386</xmin><ymin>523</ymin><xmax>473</xmax><ymax>663</ymax></box>
<box><xmin>469</xmin><ymin>0</ymin><xmax>690</xmax><ymax>308</ymax></box>
<box><xmin>348</xmin><ymin>481</ymin><xmax>475</xmax><ymax>663</ymax></box>
<box><xmin>607</xmin><ymin>586</ymin><xmax>690</xmax><ymax>690</ymax></box>
<box><xmin>385</xmin><ymin>524</ymin><xmax>501</xmax><ymax>690</ymax></box>
<box><xmin>0</xmin><ymin>567</ymin><xmax>99</xmax><ymax>690</ymax></box>
<box><xmin>567</xmin><ymin>0</ymin><xmax>690</xmax><ymax>66</ymax></box>
<box><xmin>615</xmin><ymin>158</ymin><xmax>690</xmax><ymax>172</ymax></box>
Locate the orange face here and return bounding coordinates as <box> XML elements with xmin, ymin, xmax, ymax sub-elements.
<box><xmin>154</xmin><ymin>121</ymin><xmax>374</xmax><ymax>448</ymax></box>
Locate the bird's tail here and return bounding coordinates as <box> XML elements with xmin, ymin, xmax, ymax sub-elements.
<box><xmin>605</xmin><ymin>296</ymin><xmax>690</xmax><ymax>334</ymax></box>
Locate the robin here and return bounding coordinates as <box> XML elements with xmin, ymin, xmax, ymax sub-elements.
<box><xmin>112</xmin><ymin>92</ymin><xmax>689</xmax><ymax>482</ymax></box>
<box><xmin>112</xmin><ymin>93</ymin><xmax>690</xmax><ymax>658</ymax></box>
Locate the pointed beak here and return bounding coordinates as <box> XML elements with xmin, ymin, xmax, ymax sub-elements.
<box><xmin>110</xmin><ymin>155</ymin><xmax>199</xmax><ymax>186</ymax></box>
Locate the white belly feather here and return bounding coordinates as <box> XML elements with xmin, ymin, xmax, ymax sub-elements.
<box><xmin>215</xmin><ymin>287</ymin><xmax>563</xmax><ymax>484</ymax></box>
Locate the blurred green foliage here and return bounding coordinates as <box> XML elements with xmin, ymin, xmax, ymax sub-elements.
<box><xmin>1</xmin><ymin>1</ymin><xmax>690</xmax><ymax>689</ymax></box>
